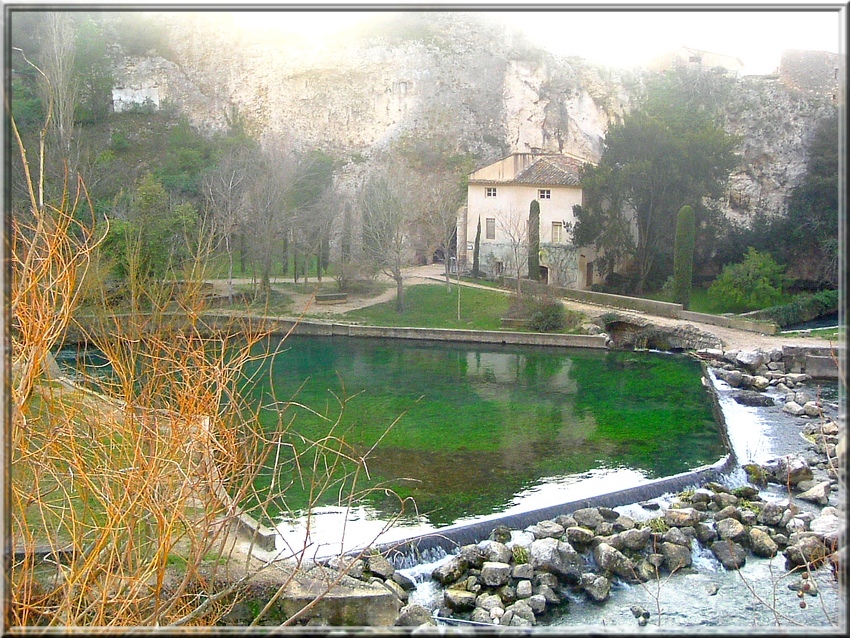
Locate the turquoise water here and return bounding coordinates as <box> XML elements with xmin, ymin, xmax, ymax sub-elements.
<box><xmin>239</xmin><ymin>336</ymin><xmax>725</xmax><ymax>528</ymax></box>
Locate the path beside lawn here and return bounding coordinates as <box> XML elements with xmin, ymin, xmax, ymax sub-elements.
<box><xmin>206</xmin><ymin>264</ymin><xmax>840</xmax><ymax>353</ymax></box>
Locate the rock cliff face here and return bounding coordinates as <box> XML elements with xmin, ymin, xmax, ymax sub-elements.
<box><xmin>108</xmin><ymin>12</ymin><xmax>836</xmax><ymax>220</ymax></box>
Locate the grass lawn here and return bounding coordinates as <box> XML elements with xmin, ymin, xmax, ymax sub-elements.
<box><xmin>786</xmin><ymin>326</ymin><xmax>844</xmax><ymax>342</ymax></box>
<box><xmin>644</xmin><ymin>286</ymin><xmax>798</xmax><ymax>315</ymax></box>
<box><xmin>344</xmin><ymin>283</ymin><xmax>514</xmax><ymax>330</ymax></box>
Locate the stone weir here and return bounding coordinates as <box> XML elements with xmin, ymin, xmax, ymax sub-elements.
<box><xmin>375</xmin><ymin>459</ymin><xmax>736</xmax><ymax>568</ymax></box>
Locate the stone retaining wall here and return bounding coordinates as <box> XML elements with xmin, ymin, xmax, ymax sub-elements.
<box><xmin>679</xmin><ymin>310</ymin><xmax>778</xmax><ymax>335</ymax></box>
<box><xmin>506</xmin><ymin>278</ymin><xmax>779</xmax><ymax>334</ymax></box>
<box><xmin>67</xmin><ymin>314</ymin><xmax>609</xmax><ymax>350</ymax></box>
<box><xmin>203</xmin><ymin>315</ymin><xmax>610</xmax><ymax>349</ymax></box>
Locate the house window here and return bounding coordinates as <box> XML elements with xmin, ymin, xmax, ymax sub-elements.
<box><xmin>551</xmin><ymin>221</ymin><xmax>564</xmax><ymax>243</ymax></box>
<box><xmin>485</xmin><ymin>187</ymin><xmax>497</xmax><ymax>197</ymax></box>
<box><xmin>485</xmin><ymin>218</ymin><xmax>496</xmax><ymax>240</ymax></box>
<box><xmin>538</xmin><ymin>189</ymin><xmax>551</xmax><ymax>200</ymax></box>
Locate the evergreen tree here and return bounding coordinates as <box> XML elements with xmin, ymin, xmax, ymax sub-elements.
<box><xmin>672</xmin><ymin>205</ymin><xmax>695</xmax><ymax>308</ymax></box>
<box><xmin>528</xmin><ymin>199</ymin><xmax>540</xmax><ymax>280</ymax></box>
<box><xmin>573</xmin><ymin>69</ymin><xmax>739</xmax><ymax>294</ymax></box>
<box><xmin>472</xmin><ymin>216</ymin><xmax>481</xmax><ymax>277</ymax></box>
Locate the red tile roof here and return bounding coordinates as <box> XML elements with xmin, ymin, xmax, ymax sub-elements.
<box><xmin>514</xmin><ymin>155</ymin><xmax>584</xmax><ymax>186</ymax></box>
<box><xmin>468</xmin><ymin>154</ymin><xmax>587</xmax><ymax>186</ymax></box>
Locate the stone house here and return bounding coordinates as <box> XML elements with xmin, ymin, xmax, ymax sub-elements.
<box><xmin>646</xmin><ymin>46</ymin><xmax>744</xmax><ymax>76</ymax></box>
<box><xmin>457</xmin><ymin>152</ymin><xmax>603</xmax><ymax>290</ymax></box>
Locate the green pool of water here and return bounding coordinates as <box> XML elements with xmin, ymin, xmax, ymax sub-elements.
<box><xmin>240</xmin><ymin>336</ymin><xmax>725</xmax><ymax>528</ymax></box>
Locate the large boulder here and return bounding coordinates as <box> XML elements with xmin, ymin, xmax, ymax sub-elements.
<box><xmin>444</xmin><ymin>588</ymin><xmax>477</xmax><ymax>612</ymax></box>
<box><xmin>365</xmin><ymin>553</ymin><xmax>395</xmax><ymax>579</ymax></box>
<box><xmin>809</xmin><ymin>508</ymin><xmax>844</xmax><ymax>547</ymax></box>
<box><xmin>715</xmin><ymin>518</ymin><xmax>748</xmax><ymax>544</ymax></box>
<box><xmin>782</xmin><ymin>401</ymin><xmax>806</xmax><ymax>416</ymax></box>
<box><xmin>566</xmin><ymin>526</ymin><xmax>596</xmax><ymax>547</ymax></box>
<box><xmin>593</xmin><ymin>542</ymin><xmax>636</xmax><ymax>581</ymax></box>
<box><xmin>736</xmin><ymin>350</ymin><xmax>766</xmax><ymax>372</ymax></box>
<box><xmin>432</xmin><ymin>556</ymin><xmax>468</xmax><ymax>586</ymax></box>
<box><xmin>480</xmin><ymin>561</ymin><xmax>511</xmax><ymax>587</ymax></box>
<box><xmin>529</xmin><ymin>538</ymin><xmax>584</xmax><ymax>583</ymax></box>
<box><xmin>763</xmin><ymin>455</ymin><xmax>814</xmax><ymax>485</ymax></box>
<box><xmin>620</xmin><ymin>526</ymin><xmax>652</xmax><ymax>551</ymax></box>
<box><xmin>534</xmin><ymin>583</ymin><xmax>561</xmax><ymax>605</ymax></box>
<box><xmin>580</xmin><ymin>573</ymin><xmax>611</xmax><ymax>602</ymax></box>
<box><xmin>512</xmin><ymin>562</ymin><xmax>534</xmax><ymax>580</ymax></box>
<box><xmin>749</xmin><ymin>528</ymin><xmax>778</xmax><ymax>558</ymax></box>
<box><xmin>661</xmin><ymin>542</ymin><xmax>692</xmax><ymax>571</ymax></box>
<box><xmin>757</xmin><ymin>501</ymin><xmax>787</xmax><ymax>526</ymax></box>
<box><xmin>477</xmin><ymin>540</ymin><xmax>512</xmax><ymax>564</ymax></box>
<box><xmin>391</xmin><ymin>571</ymin><xmax>416</xmax><ymax>593</ymax></box>
<box><xmin>572</xmin><ymin>507</ymin><xmax>604</xmax><ymax>529</ymax></box>
<box><xmin>796</xmin><ymin>481</ymin><xmax>832</xmax><ymax>505</ymax></box>
<box><xmin>664</xmin><ymin>507</ymin><xmax>701</xmax><ymax>527</ymax></box>
<box><xmin>469</xmin><ymin>608</ymin><xmax>496</xmax><ymax>625</ymax></box>
<box><xmin>734</xmin><ymin>390</ymin><xmax>776</xmax><ymax>406</ymax></box>
<box><xmin>504</xmin><ymin>599</ymin><xmax>536</xmax><ymax>626</ymax></box>
<box><xmin>476</xmin><ymin>593</ymin><xmax>504</xmax><ymax>612</ymax></box>
<box><xmin>526</xmin><ymin>520</ymin><xmax>565</xmax><ymax>540</ymax></box>
<box><xmin>395</xmin><ymin>604</ymin><xmax>436</xmax><ymax>627</ymax></box>
<box><xmin>710</xmin><ymin>540</ymin><xmax>747</xmax><ymax>570</ymax></box>
<box><xmin>459</xmin><ymin>544</ymin><xmax>486</xmax><ymax>569</ymax></box>
<box><xmin>515</xmin><ymin>579</ymin><xmax>533</xmax><ymax>598</ymax></box>
<box><xmin>784</xmin><ymin>535</ymin><xmax>829</xmax><ymax>568</ymax></box>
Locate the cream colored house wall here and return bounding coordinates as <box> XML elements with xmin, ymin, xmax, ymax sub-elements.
<box><xmin>464</xmin><ymin>182</ymin><xmax>599</xmax><ymax>288</ymax></box>
<box><xmin>467</xmin><ymin>183</ymin><xmax>582</xmax><ymax>244</ymax></box>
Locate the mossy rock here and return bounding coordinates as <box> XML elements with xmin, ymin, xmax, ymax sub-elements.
<box><xmin>743</xmin><ymin>463</ymin><xmax>769</xmax><ymax>487</ymax></box>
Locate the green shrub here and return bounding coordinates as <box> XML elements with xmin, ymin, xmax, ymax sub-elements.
<box><xmin>512</xmin><ymin>545</ymin><xmax>529</xmax><ymax>564</ymax></box>
<box><xmin>508</xmin><ymin>294</ymin><xmax>569</xmax><ymax>332</ymax></box>
<box><xmin>757</xmin><ymin>289</ymin><xmax>838</xmax><ymax>327</ymax></box>
<box><xmin>530</xmin><ymin>300</ymin><xmax>565</xmax><ymax>332</ymax></box>
<box><xmin>707</xmin><ymin>247</ymin><xmax>788</xmax><ymax>312</ymax></box>
<box><xmin>111</xmin><ymin>131</ymin><xmax>131</xmax><ymax>153</ymax></box>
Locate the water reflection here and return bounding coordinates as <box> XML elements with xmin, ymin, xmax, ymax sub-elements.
<box><xmin>239</xmin><ymin>337</ymin><xmax>725</xmax><ymax>553</ymax></box>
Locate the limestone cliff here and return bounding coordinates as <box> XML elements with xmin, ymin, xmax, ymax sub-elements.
<box><xmin>107</xmin><ymin>12</ymin><xmax>837</xmax><ymax>221</ymax></box>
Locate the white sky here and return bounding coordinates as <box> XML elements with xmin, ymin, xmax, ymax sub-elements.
<box><xmin>13</xmin><ymin>1</ymin><xmax>847</xmax><ymax>76</ymax></box>
<box><xmin>228</xmin><ymin>3</ymin><xmax>845</xmax><ymax>76</ymax></box>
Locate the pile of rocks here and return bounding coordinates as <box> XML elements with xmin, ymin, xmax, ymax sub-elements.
<box><xmin>701</xmin><ymin>348</ymin><xmax>838</xmax><ymax>415</ymax></box>
<box><xmin>398</xmin><ymin>475</ymin><xmax>844</xmax><ymax>627</ymax></box>
<box><xmin>327</xmin><ymin>551</ymin><xmax>418</xmax><ymax>605</ymax></box>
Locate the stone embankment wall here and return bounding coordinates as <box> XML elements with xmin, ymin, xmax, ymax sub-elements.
<box><xmin>512</xmin><ymin>277</ymin><xmax>780</xmax><ymax>334</ymax></box>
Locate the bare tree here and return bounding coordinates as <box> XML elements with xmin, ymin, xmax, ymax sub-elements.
<box><xmin>39</xmin><ymin>13</ymin><xmax>78</xmax><ymax>157</ymax></box>
<box><xmin>287</xmin><ymin>151</ymin><xmax>337</xmax><ymax>285</ymax></box>
<box><xmin>414</xmin><ymin>170</ymin><xmax>465</xmax><ymax>290</ymax></box>
<box><xmin>500</xmin><ymin>209</ymin><xmax>530</xmax><ymax>295</ymax></box>
<box><xmin>202</xmin><ymin>145</ymin><xmax>253</xmax><ymax>301</ymax></box>
<box><xmin>243</xmin><ymin>136</ymin><xmax>301</xmax><ymax>301</ymax></box>
<box><xmin>542</xmin><ymin>244</ymin><xmax>580</xmax><ymax>288</ymax></box>
<box><xmin>360</xmin><ymin>160</ymin><xmax>419</xmax><ymax>312</ymax></box>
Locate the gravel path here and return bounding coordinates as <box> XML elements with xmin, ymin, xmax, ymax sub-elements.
<box><xmin>209</xmin><ymin>265</ymin><xmax>841</xmax><ymax>354</ymax></box>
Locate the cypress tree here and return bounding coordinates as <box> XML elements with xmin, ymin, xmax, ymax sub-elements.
<box><xmin>472</xmin><ymin>216</ymin><xmax>481</xmax><ymax>277</ymax></box>
<box><xmin>673</xmin><ymin>204</ymin><xmax>695</xmax><ymax>309</ymax></box>
<box><xmin>528</xmin><ymin>199</ymin><xmax>540</xmax><ymax>280</ymax></box>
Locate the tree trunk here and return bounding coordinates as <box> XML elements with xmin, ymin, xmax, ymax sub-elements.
<box><xmin>394</xmin><ymin>271</ymin><xmax>404</xmax><ymax>313</ymax></box>
<box><xmin>225</xmin><ymin>233</ymin><xmax>234</xmax><ymax>303</ymax></box>
<box><xmin>472</xmin><ymin>217</ymin><xmax>481</xmax><ymax>277</ymax></box>
<box><xmin>239</xmin><ymin>231</ymin><xmax>247</xmax><ymax>275</ymax></box>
